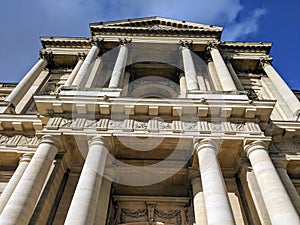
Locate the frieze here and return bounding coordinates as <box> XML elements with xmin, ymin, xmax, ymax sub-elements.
<box><xmin>45</xmin><ymin>117</ymin><xmax>264</xmax><ymax>136</ymax></box>
<box><xmin>0</xmin><ymin>134</ymin><xmax>39</xmax><ymax>148</ymax></box>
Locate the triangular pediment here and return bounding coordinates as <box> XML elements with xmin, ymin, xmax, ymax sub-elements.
<box><xmin>90</xmin><ymin>16</ymin><xmax>222</xmax><ymax>31</ymax></box>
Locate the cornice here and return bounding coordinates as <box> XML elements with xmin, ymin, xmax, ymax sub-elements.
<box><xmin>40</xmin><ymin>37</ymin><xmax>92</xmax><ymax>49</ymax></box>
<box><xmin>90</xmin><ymin>26</ymin><xmax>221</xmax><ymax>39</ymax></box>
<box><xmin>219</xmin><ymin>42</ymin><xmax>272</xmax><ymax>54</ymax></box>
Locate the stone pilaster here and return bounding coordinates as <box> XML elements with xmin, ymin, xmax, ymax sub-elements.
<box><xmin>274</xmin><ymin>161</ymin><xmax>300</xmax><ymax>215</ymax></box>
<box><xmin>244</xmin><ymin>141</ymin><xmax>299</xmax><ymax>225</ymax></box>
<box><xmin>64</xmin><ymin>136</ymin><xmax>110</xmax><ymax>225</ymax></box>
<box><xmin>189</xmin><ymin>168</ymin><xmax>207</xmax><ymax>225</ymax></box>
<box><xmin>0</xmin><ymin>135</ymin><xmax>60</xmax><ymax>225</ymax></box>
<box><xmin>94</xmin><ymin>166</ymin><xmax>116</xmax><ymax>225</ymax></box>
<box><xmin>0</xmin><ymin>154</ymin><xmax>33</xmax><ymax>213</ymax></box>
<box><xmin>194</xmin><ymin>139</ymin><xmax>236</xmax><ymax>225</ymax></box>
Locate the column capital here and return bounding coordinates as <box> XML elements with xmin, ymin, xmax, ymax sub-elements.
<box><xmin>194</xmin><ymin>139</ymin><xmax>219</xmax><ymax>155</ymax></box>
<box><xmin>88</xmin><ymin>135</ymin><xmax>112</xmax><ymax>150</ymax></box>
<box><xmin>118</xmin><ymin>38</ymin><xmax>132</xmax><ymax>45</ymax></box>
<box><xmin>77</xmin><ymin>52</ymin><xmax>86</xmax><ymax>60</ymax></box>
<box><xmin>179</xmin><ymin>40</ymin><xmax>193</xmax><ymax>49</ymax></box>
<box><xmin>39</xmin><ymin>135</ymin><xmax>62</xmax><ymax>150</ymax></box>
<box><xmin>244</xmin><ymin>140</ymin><xmax>268</xmax><ymax>157</ymax></box>
<box><xmin>19</xmin><ymin>153</ymin><xmax>33</xmax><ymax>163</ymax></box>
<box><xmin>39</xmin><ymin>50</ymin><xmax>53</xmax><ymax>64</ymax></box>
<box><xmin>206</xmin><ymin>42</ymin><xmax>220</xmax><ymax>51</ymax></box>
<box><xmin>259</xmin><ymin>57</ymin><xmax>273</xmax><ymax>68</ymax></box>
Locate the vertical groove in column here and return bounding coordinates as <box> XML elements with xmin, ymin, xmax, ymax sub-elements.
<box><xmin>0</xmin><ymin>135</ymin><xmax>60</xmax><ymax>225</ymax></box>
<box><xmin>244</xmin><ymin>141</ymin><xmax>300</xmax><ymax>225</ymax></box>
<box><xmin>195</xmin><ymin>139</ymin><xmax>236</xmax><ymax>225</ymax></box>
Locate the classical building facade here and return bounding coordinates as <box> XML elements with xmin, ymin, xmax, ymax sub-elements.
<box><xmin>0</xmin><ymin>17</ymin><xmax>299</xmax><ymax>225</ymax></box>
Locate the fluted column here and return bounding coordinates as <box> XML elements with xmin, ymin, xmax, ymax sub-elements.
<box><xmin>244</xmin><ymin>141</ymin><xmax>299</xmax><ymax>225</ymax></box>
<box><xmin>207</xmin><ymin>59</ymin><xmax>222</xmax><ymax>91</ymax></box>
<box><xmin>274</xmin><ymin>161</ymin><xmax>300</xmax><ymax>215</ymax></box>
<box><xmin>0</xmin><ymin>135</ymin><xmax>60</xmax><ymax>225</ymax></box>
<box><xmin>109</xmin><ymin>44</ymin><xmax>128</xmax><ymax>88</ymax></box>
<box><xmin>65</xmin><ymin>54</ymin><xmax>85</xmax><ymax>86</ymax></box>
<box><xmin>262</xmin><ymin>60</ymin><xmax>300</xmax><ymax>120</ymax></box>
<box><xmin>194</xmin><ymin>139</ymin><xmax>236</xmax><ymax>225</ymax></box>
<box><xmin>5</xmin><ymin>57</ymin><xmax>48</xmax><ymax>107</ymax></box>
<box><xmin>72</xmin><ymin>44</ymin><xmax>100</xmax><ymax>87</ymax></box>
<box><xmin>189</xmin><ymin>168</ymin><xmax>207</xmax><ymax>225</ymax></box>
<box><xmin>181</xmin><ymin>46</ymin><xmax>199</xmax><ymax>90</ymax></box>
<box><xmin>0</xmin><ymin>154</ymin><xmax>33</xmax><ymax>213</ymax></box>
<box><xmin>209</xmin><ymin>45</ymin><xmax>236</xmax><ymax>91</ymax></box>
<box><xmin>94</xmin><ymin>166</ymin><xmax>115</xmax><ymax>225</ymax></box>
<box><xmin>64</xmin><ymin>136</ymin><xmax>110</xmax><ymax>225</ymax></box>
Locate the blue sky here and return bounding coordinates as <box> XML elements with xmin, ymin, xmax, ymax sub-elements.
<box><xmin>0</xmin><ymin>1</ymin><xmax>299</xmax><ymax>89</ymax></box>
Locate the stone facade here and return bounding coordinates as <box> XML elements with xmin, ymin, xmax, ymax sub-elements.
<box><xmin>0</xmin><ymin>17</ymin><xmax>299</xmax><ymax>225</ymax></box>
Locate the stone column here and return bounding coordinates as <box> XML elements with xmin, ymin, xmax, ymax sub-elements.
<box><xmin>72</xmin><ymin>44</ymin><xmax>100</xmax><ymax>87</ymax></box>
<box><xmin>189</xmin><ymin>168</ymin><xmax>207</xmax><ymax>225</ymax></box>
<box><xmin>94</xmin><ymin>166</ymin><xmax>115</xmax><ymax>225</ymax></box>
<box><xmin>64</xmin><ymin>54</ymin><xmax>85</xmax><ymax>86</ymax></box>
<box><xmin>194</xmin><ymin>139</ymin><xmax>236</xmax><ymax>225</ymax></box>
<box><xmin>0</xmin><ymin>153</ymin><xmax>33</xmax><ymax>213</ymax></box>
<box><xmin>244</xmin><ymin>141</ymin><xmax>300</xmax><ymax>225</ymax></box>
<box><xmin>262</xmin><ymin>60</ymin><xmax>300</xmax><ymax>120</ymax></box>
<box><xmin>179</xmin><ymin>73</ymin><xmax>187</xmax><ymax>97</ymax></box>
<box><xmin>0</xmin><ymin>135</ymin><xmax>60</xmax><ymax>225</ymax></box>
<box><xmin>209</xmin><ymin>45</ymin><xmax>237</xmax><ymax>91</ymax></box>
<box><xmin>181</xmin><ymin>46</ymin><xmax>199</xmax><ymax>90</ymax></box>
<box><xmin>5</xmin><ymin>57</ymin><xmax>48</xmax><ymax>107</ymax></box>
<box><xmin>109</xmin><ymin>44</ymin><xmax>128</xmax><ymax>88</ymax></box>
<box><xmin>64</xmin><ymin>136</ymin><xmax>109</xmax><ymax>225</ymax></box>
<box><xmin>274</xmin><ymin>161</ymin><xmax>300</xmax><ymax>215</ymax></box>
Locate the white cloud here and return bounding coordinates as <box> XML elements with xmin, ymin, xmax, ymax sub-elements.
<box><xmin>222</xmin><ymin>8</ymin><xmax>266</xmax><ymax>40</ymax></box>
<box><xmin>36</xmin><ymin>0</ymin><xmax>265</xmax><ymax>41</ymax></box>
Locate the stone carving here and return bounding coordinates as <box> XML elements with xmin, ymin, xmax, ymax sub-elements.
<box><xmin>123</xmin><ymin>119</ymin><xmax>134</xmax><ymax>132</ymax></box>
<box><xmin>134</xmin><ymin>121</ymin><xmax>148</xmax><ymax>130</ymax></box>
<box><xmin>120</xmin><ymin>208</ymin><xmax>148</xmax><ymax>223</ymax></box>
<box><xmin>198</xmin><ymin>121</ymin><xmax>211</xmax><ymax>133</ymax></box>
<box><xmin>183</xmin><ymin>122</ymin><xmax>197</xmax><ymax>131</ymax></box>
<box><xmin>0</xmin><ymin>135</ymin><xmax>39</xmax><ymax>147</ymax></box>
<box><xmin>46</xmin><ymin>117</ymin><xmax>63</xmax><ymax>130</ymax></box>
<box><xmin>108</xmin><ymin>120</ymin><xmax>124</xmax><ymax>130</ymax></box>
<box><xmin>154</xmin><ymin>209</ymin><xmax>181</xmax><ymax>225</ymax></box>
<box><xmin>221</xmin><ymin>122</ymin><xmax>235</xmax><ymax>134</ymax></box>
<box><xmin>158</xmin><ymin>121</ymin><xmax>172</xmax><ymax>130</ymax></box>
<box><xmin>232</xmin><ymin>122</ymin><xmax>245</xmax><ymax>132</ymax></box>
